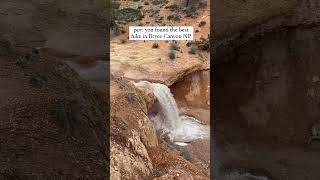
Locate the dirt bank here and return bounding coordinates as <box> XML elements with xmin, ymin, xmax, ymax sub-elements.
<box><xmin>0</xmin><ymin>49</ymin><xmax>108</xmax><ymax>179</ymax></box>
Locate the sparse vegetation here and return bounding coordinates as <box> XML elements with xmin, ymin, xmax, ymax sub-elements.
<box><xmin>113</xmin><ymin>8</ymin><xmax>143</xmax><ymax>22</ymax></box>
<box><xmin>187</xmin><ymin>35</ymin><xmax>210</xmax><ymax>52</ymax></box>
<box><xmin>147</xmin><ymin>9</ymin><xmax>160</xmax><ymax>17</ymax></box>
<box><xmin>168</xmin><ymin>50</ymin><xmax>176</xmax><ymax>60</ymax></box>
<box><xmin>185</xmin><ymin>9</ymin><xmax>197</xmax><ymax>18</ymax></box>
<box><xmin>111</xmin><ymin>0</ymin><xmax>120</xmax><ymax>9</ymax></box>
<box><xmin>188</xmin><ymin>45</ymin><xmax>197</xmax><ymax>54</ymax></box>
<box><xmin>180</xmin><ymin>149</ymin><xmax>192</xmax><ymax>161</ymax></box>
<box><xmin>167</xmin><ymin>14</ymin><xmax>181</xmax><ymax>21</ymax></box>
<box><xmin>170</xmin><ymin>42</ymin><xmax>180</xmax><ymax>51</ymax></box>
<box><xmin>199</xmin><ymin>21</ymin><xmax>206</xmax><ymax>27</ymax></box>
<box><xmin>166</xmin><ymin>4</ymin><xmax>181</xmax><ymax>12</ymax></box>
<box><xmin>152</xmin><ymin>42</ymin><xmax>159</xmax><ymax>48</ymax></box>
<box><xmin>111</xmin><ymin>26</ymin><xmax>121</xmax><ymax>37</ymax></box>
<box><xmin>184</xmin><ymin>0</ymin><xmax>207</xmax><ymax>18</ymax></box>
<box><xmin>152</xmin><ymin>0</ymin><xmax>168</xmax><ymax>5</ymax></box>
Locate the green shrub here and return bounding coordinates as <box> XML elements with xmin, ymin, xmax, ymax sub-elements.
<box><xmin>188</xmin><ymin>36</ymin><xmax>210</xmax><ymax>52</ymax></box>
<box><xmin>184</xmin><ymin>0</ymin><xmax>207</xmax><ymax>18</ymax></box>
<box><xmin>180</xmin><ymin>149</ymin><xmax>192</xmax><ymax>161</ymax></box>
<box><xmin>199</xmin><ymin>21</ymin><xmax>206</xmax><ymax>27</ymax></box>
<box><xmin>166</xmin><ymin>4</ymin><xmax>181</xmax><ymax>12</ymax></box>
<box><xmin>167</xmin><ymin>14</ymin><xmax>181</xmax><ymax>21</ymax></box>
<box><xmin>188</xmin><ymin>45</ymin><xmax>197</xmax><ymax>54</ymax></box>
<box><xmin>152</xmin><ymin>0</ymin><xmax>168</xmax><ymax>5</ymax></box>
<box><xmin>114</xmin><ymin>8</ymin><xmax>143</xmax><ymax>22</ymax></box>
<box><xmin>152</xmin><ymin>42</ymin><xmax>159</xmax><ymax>48</ymax></box>
<box><xmin>169</xmin><ymin>42</ymin><xmax>180</xmax><ymax>51</ymax></box>
<box><xmin>111</xmin><ymin>0</ymin><xmax>120</xmax><ymax>9</ymax></box>
<box><xmin>168</xmin><ymin>50</ymin><xmax>175</xmax><ymax>60</ymax></box>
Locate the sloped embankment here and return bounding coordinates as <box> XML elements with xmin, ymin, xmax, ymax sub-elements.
<box><xmin>0</xmin><ymin>50</ymin><xmax>108</xmax><ymax>179</ymax></box>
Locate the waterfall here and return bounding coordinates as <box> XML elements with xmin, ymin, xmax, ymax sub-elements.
<box><xmin>150</xmin><ymin>83</ymin><xmax>181</xmax><ymax>131</ymax></box>
<box><xmin>134</xmin><ymin>81</ymin><xmax>210</xmax><ymax>145</ymax></box>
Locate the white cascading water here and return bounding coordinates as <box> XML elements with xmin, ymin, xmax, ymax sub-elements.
<box><xmin>134</xmin><ymin>81</ymin><xmax>210</xmax><ymax>145</ymax></box>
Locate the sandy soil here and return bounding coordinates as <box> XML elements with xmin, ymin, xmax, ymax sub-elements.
<box><xmin>111</xmin><ymin>0</ymin><xmax>210</xmax><ymax>85</ymax></box>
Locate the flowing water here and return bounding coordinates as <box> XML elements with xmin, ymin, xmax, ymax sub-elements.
<box><xmin>134</xmin><ymin>81</ymin><xmax>210</xmax><ymax>145</ymax></box>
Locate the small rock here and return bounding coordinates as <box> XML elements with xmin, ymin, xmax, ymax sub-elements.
<box><xmin>29</xmin><ymin>73</ymin><xmax>48</xmax><ymax>88</ymax></box>
<box><xmin>312</xmin><ymin>75</ymin><xmax>320</xmax><ymax>83</ymax></box>
<box><xmin>0</xmin><ymin>34</ymin><xmax>15</xmax><ymax>55</ymax></box>
<box><xmin>272</xmin><ymin>72</ymin><xmax>280</xmax><ymax>78</ymax></box>
<box><xmin>127</xmin><ymin>92</ymin><xmax>136</xmax><ymax>103</ymax></box>
<box><xmin>307</xmin><ymin>88</ymin><xmax>316</xmax><ymax>98</ymax></box>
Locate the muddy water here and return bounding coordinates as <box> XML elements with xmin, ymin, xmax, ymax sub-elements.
<box><xmin>170</xmin><ymin>70</ymin><xmax>210</xmax><ymax>125</ymax></box>
<box><xmin>214</xmin><ymin>27</ymin><xmax>320</xmax><ymax>180</ymax></box>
